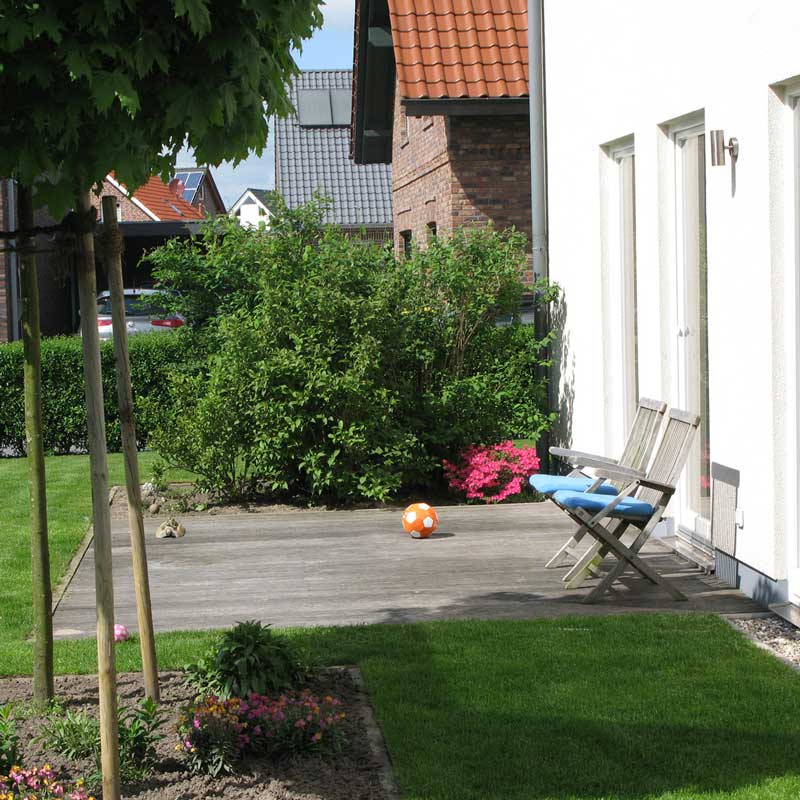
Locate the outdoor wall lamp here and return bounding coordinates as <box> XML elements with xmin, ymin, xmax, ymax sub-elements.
<box><xmin>710</xmin><ymin>130</ymin><xmax>739</xmax><ymax>166</ymax></box>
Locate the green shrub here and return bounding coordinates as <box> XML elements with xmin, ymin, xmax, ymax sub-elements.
<box><xmin>0</xmin><ymin>330</ymin><xmax>205</xmax><ymax>455</ymax></box>
<box><xmin>0</xmin><ymin>705</ymin><xmax>19</xmax><ymax>774</ymax></box>
<box><xmin>148</xmin><ymin>204</ymin><xmax>557</xmax><ymax>504</ymax></box>
<box><xmin>185</xmin><ymin>620</ymin><xmax>311</xmax><ymax>700</ymax></box>
<box><xmin>34</xmin><ymin>708</ymin><xmax>99</xmax><ymax>761</ymax></box>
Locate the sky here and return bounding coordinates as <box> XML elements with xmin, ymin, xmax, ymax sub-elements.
<box><xmin>179</xmin><ymin>0</ymin><xmax>357</xmax><ymax>208</ymax></box>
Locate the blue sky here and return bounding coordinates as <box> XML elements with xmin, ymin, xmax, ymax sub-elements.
<box><xmin>181</xmin><ymin>0</ymin><xmax>356</xmax><ymax>208</ymax></box>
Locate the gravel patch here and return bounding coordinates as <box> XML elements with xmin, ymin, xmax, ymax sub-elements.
<box><xmin>0</xmin><ymin>670</ymin><xmax>393</xmax><ymax>800</ymax></box>
<box><xmin>731</xmin><ymin>614</ymin><xmax>800</xmax><ymax>668</ymax></box>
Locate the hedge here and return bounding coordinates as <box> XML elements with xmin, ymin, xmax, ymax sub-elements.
<box><xmin>0</xmin><ymin>331</ymin><xmax>204</xmax><ymax>455</ymax></box>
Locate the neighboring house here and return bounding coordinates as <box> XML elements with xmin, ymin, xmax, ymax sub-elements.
<box><xmin>0</xmin><ymin>170</ymin><xmax>220</xmax><ymax>339</ymax></box>
<box><xmin>275</xmin><ymin>69</ymin><xmax>393</xmax><ymax>242</ymax></box>
<box><xmin>351</xmin><ymin>0</ymin><xmax>531</xmax><ymax>275</ymax></box>
<box><xmin>171</xmin><ymin>166</ymin><xmax>226</xmax><ymax>217</ymax></box>
<box><xmin>229</xmin><ymin>188</ymin><xmax>274</xmax><ymax>228</ymax></box>
<box><xmin>542</xmin><ymin>0</ymin><xmax>800</xmax><ymax>609</ymax></box>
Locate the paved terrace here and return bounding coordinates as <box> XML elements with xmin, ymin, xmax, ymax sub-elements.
<box><xmin>53</xmin><ymin>503</ymin><xmax>763</xmax><ymax>639</ymax></box>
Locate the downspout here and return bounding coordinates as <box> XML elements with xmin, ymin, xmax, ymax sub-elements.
<box><xmin>528</xmin><ymin>0</ymin><xmax>554</xmax><ymax>467</ymax></box>
<box><xmin>528</xmin><ymin>0</ymin><xmax>548</xmax><ymax>280</ymax></box>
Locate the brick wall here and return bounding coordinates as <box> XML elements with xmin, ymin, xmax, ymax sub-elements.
<box><xmin>448</xmin><ymin>115</ymin><xmax>533</xmax><ymax>282</ymax></box>
<box><xmin>390</xmin><ymin>84</ymin><xmax>533</xmax><ymax>282</ymax></box>
<box><xmin>90</xmin><ymin>179</ymin><xmax>154</xmax><ymax>223</ymax></box>
<box><xmin>391</xmin><ymin>81</ymin><xmax>452</xmax><ymax>255</ymax></box>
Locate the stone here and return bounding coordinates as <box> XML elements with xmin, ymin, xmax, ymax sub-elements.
<box><xmin>155</xmin><ymin>517</ymin><xmax>186</xmax><ymax>539</ymax></box>
<box><xmin>148</xmin><ymin>502</ymin><xmax>161</xmax><ymax>515</ymax></box>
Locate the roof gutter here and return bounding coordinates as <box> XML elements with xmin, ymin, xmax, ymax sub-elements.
<box><xmin>528</xmin><ymin>0</ymin><xmax>548</xmax><ymax>280</ymax></box>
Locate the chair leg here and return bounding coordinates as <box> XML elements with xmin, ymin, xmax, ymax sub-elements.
<box><xmin>562</xmin><ymin>540</ymin><xmax>604</xmax><ymax>588</ymax></box>
<box><xmin>581</xmin><ymin>525</ymin><xmax>686</xmax><ymax>603</ymax></box>
<box><xmin>545</xmin><ymin>538</ymin><xmax>579</xmax><ymax>568</ymax></box>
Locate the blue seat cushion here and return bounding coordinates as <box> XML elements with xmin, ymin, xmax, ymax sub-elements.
<box><xmin>529</xmin><ymin>474</ymin><xmax>618</xmax><ymax>496</ymax></box>
<box><xmin>552</xmin><ymin>489</ymin><xmax>655</xmax><ymax>520</ymax></box>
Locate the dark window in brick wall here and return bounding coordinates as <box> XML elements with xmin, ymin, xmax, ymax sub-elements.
<box><xmin>400</xmin><ymin>229</ymin><xmax>412</xmax><ymax>257</ymax></box>
<box><xmin>427</xmin><ymin>221</ymin><xmax>437</xmax><ymax>240</ymax></box>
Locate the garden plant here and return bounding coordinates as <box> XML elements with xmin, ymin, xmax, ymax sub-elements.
<box><xmin>147</xmin><ymin>199</ymin><xmax>558</xmax><ymax>504</ymax></box>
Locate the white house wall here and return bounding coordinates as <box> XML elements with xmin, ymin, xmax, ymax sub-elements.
<box><xmin>544</xmin><ymin>0</ymin><xmax>800</xmax><ymax>585</ymax></box>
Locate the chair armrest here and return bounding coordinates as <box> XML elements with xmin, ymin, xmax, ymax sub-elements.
<box><xmin>549</xmin><ymin>447</ymin><xmax>619</xmax><ymax>467</ymax></box>
<box><xmin>637</xmin><ymin>478</ymin><xmax>676</xmax><ymax>494</ymax></box>
<box><xmin>592</xmin><ymin>463</ymin><xmax>647</xmax><ymax>482</ymax></box>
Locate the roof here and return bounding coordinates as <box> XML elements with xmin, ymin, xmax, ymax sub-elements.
<box><xmin>108</xmin><ymin>174</ymin><xmax>205</xmax><ymax>222</ymax></box>
<box><xmin>389</xmin><ymin>0</ymin><xmax>528</xmax><ymax>99</ymax></box>
<box><xmin>172</xmin><ymin>166</ymin><xmax>226</xmax><ymax>214</ymax></box>
<box><xmin>229</xmin><ymin>187</ymin><xmax>276</xmax><ymax>214</ymax></box>
<box><xmin>275</xmin><ymin>70</ymin><xmax>393</xmax><ymax>226</ymax></box>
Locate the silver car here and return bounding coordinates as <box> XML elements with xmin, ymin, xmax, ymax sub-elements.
<box><xmin>95</xmin><ymin>289</ymin><xmax>184</xmax><ymax>340</ymax></box>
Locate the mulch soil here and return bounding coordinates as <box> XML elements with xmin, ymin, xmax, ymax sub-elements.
<box><xmin>0</xmin><ymin>669</ymin><xmax>392</xmax><ymax>800</ymax></box>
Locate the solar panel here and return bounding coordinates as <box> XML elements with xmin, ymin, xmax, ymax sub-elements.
<box><xmin>297</xmin><ymin>89</ymin><xmax>332</xmax><ymax>126</ymax></box>
<box><xmin>330</xmin><ymin>90</ymin><xmax>351</xmax><ymax>126</ymax></box>
<box><xmin>184</xmin><ymin>172</ymin><xmax>202</xmax><ymax>189</ymax></box>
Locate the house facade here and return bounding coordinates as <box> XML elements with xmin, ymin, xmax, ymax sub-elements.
<box><xmin>352</xmin><ymin>0</ymin><xmax>532</xmax><ymax>275</ymax></box>
<box><xmin>275</xmin><ymin>69</ymin><xmax>393</xmax><ymax>241</ymax></box>
<box><xmin>542</xmin><ymin>0</ymin><xmax>800</xmax><ymax>607</ymax></box>
<box><xmin>229</xmin><ymin>188</ymin><xmax>274</xmax><ymax>228</ymax></box>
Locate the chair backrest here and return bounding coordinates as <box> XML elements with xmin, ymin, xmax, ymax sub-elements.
<box><xmin>636</xmin><ymin>408</ymin><xmax>701</xmax><ymax>507</ymax></box>
<box><xmin>618</xmin><ymin>397</ymin><xmax>668</xmax><ymax>472</ymax></box>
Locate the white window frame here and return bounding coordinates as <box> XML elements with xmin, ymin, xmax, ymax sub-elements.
<box><xmin>781</xmin><ymin>80</ymin><xmax>800</xmax><ymax>598</ymax></box>
<box><xmin>669</xmin><ymin>114</ymin><xmax>711</xmax><ymax>543</ymax></box>
<box><xmin>601</xmin><ymin>138</ymin><xmax>638</xmax><ymax>451</ymax></box>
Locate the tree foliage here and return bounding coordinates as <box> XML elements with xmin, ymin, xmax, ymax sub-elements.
<box><xmin>0</xmin><ymin>0</ymin><xmax>323</xmax><ymax>214</ymax></box>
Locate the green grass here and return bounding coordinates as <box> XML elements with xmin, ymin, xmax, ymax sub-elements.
<box><xmin>4</xmin><ymin>455</ymin><xmax>800</xmax><ymax>798</ymax></box>
<box><xmin>28</xmin><ymin>614</ymin><xmax>800</xmax><ymax>800</ymax></box>
<box><xmin>0</xmin><ymin>452</ymin><xmax>193</xmax><ymax>671</ymax></box>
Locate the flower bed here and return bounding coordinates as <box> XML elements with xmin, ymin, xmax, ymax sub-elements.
<box><xmin>0</xmin><ymin>671</ymin><xmax>388</xmax><ymax>800</ymax></box>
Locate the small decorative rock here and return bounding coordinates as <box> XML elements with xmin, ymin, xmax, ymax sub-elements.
<box><xmin>148</xmin><ymin>502</ymin><xmax>162</xmax><ymax>515</ymax></box>
<box><xmin>155</xmin><ymin>517</ymin><xmax>186</xmax><ymax>539</ymax></box>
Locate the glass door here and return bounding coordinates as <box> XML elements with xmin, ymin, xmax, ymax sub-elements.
<box><xmin>675</xmin><ymin>127</ymin><xmax>711</xmax><ymax>532</ymax></box>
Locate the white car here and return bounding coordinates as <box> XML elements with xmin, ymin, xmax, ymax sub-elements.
<box><xmin>95</xmin><ymin>289</ymin><xmax>184</xmax><ymax>340</ymax></box>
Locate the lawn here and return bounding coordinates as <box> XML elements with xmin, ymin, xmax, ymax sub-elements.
<box><xmin>0</xmin><ymin>452</ymin><xmax>192</xmax><ymax>670</ymax></box>
<box><xmin>4</xmin><ymin>455</ymin><xmax>800</xmax><ymax>799</ymax></box>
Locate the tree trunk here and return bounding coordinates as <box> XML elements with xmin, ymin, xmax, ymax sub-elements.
<box><xmin>18</xmin><ymin>184</ymin><xmax>54</xmax><ymax>704</ymax></box>
<box><xmin>75</xmin><ymin>191</ymin><xmax>121</xmax><ymax>800</ymax></box>
<box><xmin>101</xmin><ymin>195</ymin><xmax>160</xmax><ymax>702</ymax></box>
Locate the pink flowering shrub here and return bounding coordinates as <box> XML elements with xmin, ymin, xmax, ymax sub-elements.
<box><xmin>443</xmin><ymin>441</ymin><xmax>540</xmax><ymax>503</ymax></box>
<box><xmin>177</xmin><ymin>691</ymin><xmax>346</xmax><ymax>776</ymax></box>
<box><xmin>0</xmin><ymin>765</ymin><xmax>94</xmax><ymax>800</ymax></box>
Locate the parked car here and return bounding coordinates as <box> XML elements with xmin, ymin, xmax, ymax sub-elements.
<box><xmin>93</xmin><ymin>289</ymin><xmax>184</xmax><ymax>340</ymax></box>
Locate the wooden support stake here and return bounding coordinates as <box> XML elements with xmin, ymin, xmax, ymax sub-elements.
<box><xmin>75</xmin><ymin>191</ymin><xmax>121</xmax><ymax>800</ymax></box>
<box><xmin>18</xmin><ymin>184</ymin><xmax>54</xmax><ymax>704</ymax></box>
<box><xmin>101</xmin><ymin>195</ymin><xmax>160</xmax><ymax>702</ymax></box>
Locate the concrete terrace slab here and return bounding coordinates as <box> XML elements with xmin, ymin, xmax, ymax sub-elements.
<box><xmin>52</xmin><ymin>502</ymin><xmax>764</xmax><ymax>639</ymax></box>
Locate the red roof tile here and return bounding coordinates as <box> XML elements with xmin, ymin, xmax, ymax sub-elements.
<box><xmin>132</xmin><ymin>176</ymin><xmax>205</xmax><ymax>221</ymax></box>
<box><xmin>389</xmin><ymin>0</ymin><xmax>528</xmax><ymax>100</ymax></box>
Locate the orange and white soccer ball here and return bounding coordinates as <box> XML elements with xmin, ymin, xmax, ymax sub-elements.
<box><xmin>402</xmin><ymin>503</ymin><xmax>439</xmax><ymax>538</ymax></box>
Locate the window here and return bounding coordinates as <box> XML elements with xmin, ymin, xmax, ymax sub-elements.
<box><xmin>603</xmin><ymin>139</ymin><xmax>639</xmax><ymax>438</ymax></box>
<box><xmin>427</xmin><ymin>221</ymin><xmax>437</xmax><ymax>240</ymax></box>
<box><xmin>616</xmin><ymin>147</ymin><xmax>639</xmax><ymax>429</ymax></box>
<box><xmin>400</xmin><ymin>230</ymin><xmax>412</xmax><ymax>257</ymax></box>
<box><xmin>673</xmin><ymin>120</ymin><xmax>710</xmax><ymax>523</ymax></box>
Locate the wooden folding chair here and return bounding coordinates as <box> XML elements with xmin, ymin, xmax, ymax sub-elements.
<box><xmin>531</xmin><ymin>397</ymin><xmax>667</xmax><ymax>569</ymax></box>
<box><xmin>550</xmin><ymin>408</ymin><xmax>700</xmax><ymax>602</ymax></box>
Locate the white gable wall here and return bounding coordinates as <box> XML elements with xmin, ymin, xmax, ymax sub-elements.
<box><xmin>544</xmin><ymin>1</ymin><xmax>800</xmax><ymax>588</ymax></box>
